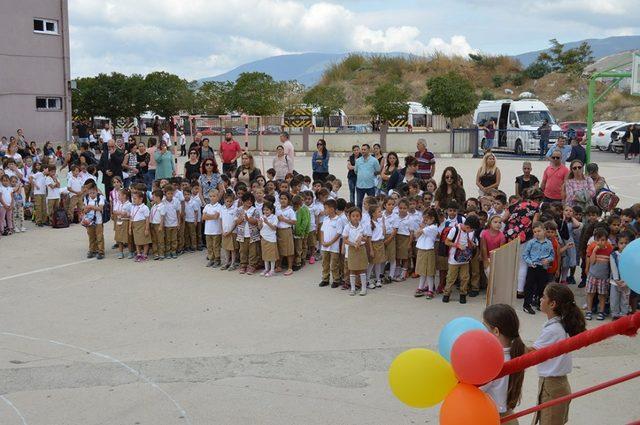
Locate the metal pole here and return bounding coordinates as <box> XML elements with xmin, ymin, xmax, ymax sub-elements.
<box><xmin>586</xmin><ymin>76</ymin><xmax>596</xmax><ymax>164</ymax></box>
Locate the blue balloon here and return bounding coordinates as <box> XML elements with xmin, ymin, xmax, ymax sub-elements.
<box><xmin>619</xmin><ymin>239</ymin><xmax>640</xmax><ymax>294</ymax></box>
<box><xmin>438</xmin><ymin>317</ymin><xmax>487</xmax><ymax>362</ymax></box>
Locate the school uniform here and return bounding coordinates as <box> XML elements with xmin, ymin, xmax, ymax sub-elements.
<box><xmin>236</xmin><ymin>206</ymin><xmax>261</xmax><ymax>268</ymax></box>
<box><xmin>150</xmin><ymin>202</ymin><xmax>166</xmax><ymax>257</ymax></box>
<box><xmin>191</xmin><ymin>195</ymin><xmax>203</xmax><ymax>249</ymax></box>
<box><xmin>276</xmin><ymin>205</ymin><xmax>296</xmax><ymax>257</ymax></box>
<box><xmin>533</xmin><ymin>317</ymin><xmax>572</xmax><ymax>425</ymax></box>
<box><xmin>114</xmin><ymin>201</ymin><xmax>132</xmax><ymax>244</ymax></box>
<box><xmin>343</xmin><ymin>222</ymin><xmax>368</xmax><ymax>271</ymax></box>
<box><xmin>444</xmin><ymin>224</ymin><xmax>474</xmax><ymax>296</ymax></box>
<box><xmin>31</xmin><ymin>171</ymin><xmax>47</xmax><ymax>225</ymax></box>
<box><xmin>221</xmin><ymin>204</ymin><xmax>238</xmax><ymax>252</ymax></box>
<box><xmin>306</xmin><ymin>202</ymin><xmax>319</xmax><ymax>257</ymax></box>
<box><xmin>84</xmin><ymin>194</ymin><xmax>105</xmax><ymax>255</ymax></box>
<box><xmin>383</xmin><ymin>212</ymin><xmax>399</xmax><ymax>262</ymax></box>
<box><xmin>184</xmin><ymin>198</ymin><xmax>199</xmax><ymax>250</ymax></box>
<box><xmin>174</xmin><ymin>189</ymin><xmax>185</xmax><ymax>251</ymax></box>
<box><xmin>415</xmin><ymin>224</ymin><xmax>438</xmax><ymax>277</ymax></box>
<box><xmin>260</xmin><ymin>214</ymin><xmax>279</xmax><ymax>262</ymax></box>
<box><xmin>480</xmin><ymin>348</ymin><xmax>516</xmax><ymax>423</ymax></box>
<box><xmin>203</xmin><ymin>202</ymin><xmax>223</xmax><ymax>261</ymax></box>
<box><xmin>45</xmin><ymin>175</ymin><xmax>61</xmax><ymax>223</ymax></box>
<box><xmin>320</xmin><ymin>215</ymin><xmax>344</xmax><ymax>283</ymax></box>
<box><xmin>395</xmin><ymin>214</ymin><xmax>413</xmax><ymax>260</ymax></box>
<box><xmin>369</xmin><ymin>217</ymin><xmax>386</xmax><ymax>264</ymax></box>
<box><xmin>337</xmin><ymin>213</ymin><xmax>349</xmax><ymax>281</ymax></box>
<box><xmin>163</xmin><ymin>197</ymin><xmax>181</xmax><ymax>255</ymax></box>
<box><xmin>437</xmin><ymin>215</ymin><xmax>465</xmax><ymax>271</ymax></box>
<box><xmin>66</xmin><ymin>174</ymin><xmax>85</xmax><ymax>221</ymax></box>
<box><xmin>131</xmin><ymin>203</ymin><xmax>151</xmax><ymax>245</ymax></box>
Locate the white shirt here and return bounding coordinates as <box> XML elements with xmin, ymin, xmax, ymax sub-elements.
<box><xmin>115</xmin><ymin>200</ymin><xmax>132</xmax><ymax>225</ymax></box>
<box><xmin>320</xmin><ymin>215</ymin><xmax>344</xmax><ymax>253</ymax></box>
<box><xmin>361</xmin><ymin>211</ymin><xmax>372</xmax><ymax>236</ymax></box>
<box><xmin>240</xmin><ymin>206</ymin><xmax>256</xmax><ymax>237</ymax></box>
<box><xmin>410</xmin><ymin>211</ymin><xmax>422</xmax><ymax>234</ymax></box>
<box><xmin>307</xmin><ymin>202</ymin><xmax>318</xmax><ymax>231</ymax></box>
<box><xmin>481</xmin><ymin>348</ymin><xmax>511</xmax><ymax>413</ymax></box>
<box><xmin>221</xmin><ymin>204</ymin><xmax>237</xmax><ymax>234</ymax></box>
<box><xmin>370</xmin><ymin>217</ymin><xmax>385</xmax><ymax>242</ymax></box>
<box><xmin>44</xmin><ymin>176</ymin><xmax>61</xmax><ymax>199</ymax></box>
<box><xmin>343</xmin><ymin>222</ymin><xmax>366</xmax><ymax>247</ymax></box>
<box><xmin>0</xmin><ymin>185</ymin><xmax>12</xmax><ymax>205</ymax></box>
<box><xmin>533</xmin><ymin>317</ymin><xmax>572</xmax><ymax>377</ymax></box>
<box><xmin>31</xmin><ymin>172</ymin><xmax>47</xmax><ymax>195</ymax></box>
<box><xmin>447</xmin><ymin>225</ymin><xmax>473</xmax><ymax>265</ymax></box>
<box><xmin>416</xmin><ymin>224</ymin><xmax>439</xmax><ymax>250</ymax></box>
<box><xmin>163</xmin><ymin>198</ymin><xmax>181</xmax><ymax>227</ymax></box>
<box><xmin>184</xmin><ymin>198</ymin><xmax>199</xmax><ymax>223</ymax></box>
<box><xmin>383</xmin><ymin>212</ymin><xmax>399</xmax><ymax>235</ymax></box>
<box><xmin>84</xmin><ymin>194</ymin><xmax>105</xmax><ymax>224</ymax></box>
<box><xmin>254</xmin><ymin>201</ymin><xmax>264</xmax><ymax>218</ymax></box>
<box><xmin>130</xmin><ymin>203</ymin><xmax>150</xmax><ymax>222</ymax></box>
<box><xmin>122</xmin><ymin>130</ymin><xmax>130</xmax><ymax>143</ymax></box>
<box><xmin>203</xmin><ymin>203</ymin><xmax>223</xmax><ymax>235</ymax></box>
<box><xmin>100</xmin><ymin>129</ymin><xmax>113</xmax><ymax>142</ymax></box>
<box><xmin>162</xmin><ymin>132</ymin><xmax>171</xmax><ymax>146</ymax></box>
<box><xmin>260</xmin><ymin>214</ymin><xmax>278</xmax><ymax>243</ymax></box>
<box><xmin>282</xmin><ymin>140</ymin><xmax>295</xmax><ymax>171</ymax></box>
<box><xmin>67</xmin><ymin>175</ymin><xmax>84</xmax><ymax>194</ymax></box>
<box><xmin>396</xmin><ymin>214</ymin><xmax>413</xmax><ymax>236</ymax></box>
<box><xmin>276</xmin><ymin>205</ymin><xmax>296</xmax><ymax>229</ymax></box>
<box><xmin>179</xmin><ymin>134</ymin><xmax>186</xmax><ymax>146</ymax></box>
<box><xmin>150</xmin><ymin>203</ymin><xmax>165</xmax><ymax>225</ymax></box>
<box><xmin>313</xmin><ymin>201</ymin><xmax>325</xmax><ymax>225</ymax></box>
<box><xmin>192</xmin><ymin>196</ymin><xmax>202</xmax><ymax>221</ymax></box>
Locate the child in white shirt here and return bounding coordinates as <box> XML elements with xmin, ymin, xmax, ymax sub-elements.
<box><xmin>220</xmin><ymin>191</ymin><xmax>239</xmax><ymax>270</ymax></box>
<box><xmin>44</xmin><ymin>165</ymin><xmax>61</xmax><ymax>225</ymax></box>
<box><xmin>202</xmin><ymin>189</ymin><xmax>223</xmax><ymax>267</ymax></box>
<box><xmin>162</xmin><ymin>185</ymin><xmax>181</xmax><ymax>259</ymax></box>
<box><xmin>149</xmin><ymin>189</ymin><xmax>166</xmax><ymax>260</ymax></box>
<box><xmin>414</xmin><ymin>209</ymin><xmax>440</xmax><ymax>299</ymax></box>
<box><xmin>183</xmin><ymin>189</ymin><xmax>199</xmax><ymax>252</ymax></box>
<box><xmin>258</xmin><ymin>201</ymin><xmax>279</xmax><ymax>277</ymax></box>
<box><xmin>130</xmin><ymin>190</ymin><xmax>151</xmax><ymax>261</ymax></box>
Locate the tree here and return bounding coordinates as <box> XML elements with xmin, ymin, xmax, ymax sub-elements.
<box><xmin>280</xmin><ymin>80</ymin><xmax>306</xmax><ymax>111</ymax></box>
<box><xmin>229</xmin><ymin>72</ymin><xmax>285</xmax><ymax>116</ymax></box>
<box><xmin>422</xmin><ymin>72</ymin><xmax>478</xmax><ymax>123</ymax></box>
<box><xmin>144</xmin><ymin>71</ymin><xmax>192</xmax><ymax>118</ymax></box>
<box><xmin>365</xmin><ymin>82</ymin><xmax>410</xmax><ymax>122</ymax></box>
<box><xmin>303</xmin><ymin>85</ymin><xmax>346</xmax><ymax>134</ymax></box>
<box><xmin>536</xmin><ymin>39</ymin><xmax>593</xmax><ymax>74</ymax></box>
<box><xmin>193</xmin><ymin>81</ymin><xmax>233</xmax><ymax>115</ymax></box>
<box><xmin>72</xmin><ymin>76</ymin><xmax>103</xmax><ymax>122</ymax></box>
<box><xmin>524</xmin><ymin>61</ymin><xmax>552</xmax><ymax>79</ymax></box>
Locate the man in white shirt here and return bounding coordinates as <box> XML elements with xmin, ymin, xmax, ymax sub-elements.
<box><xmin>279</xmin><ymin>132</ymin><xmax>295</xmax><ymax>173</ymax></box>
<box><xmin>162</xmin><ymin>129</ymin><xmax>171</xmax><ymax>146</ymax></box>
<box><xmin>100</xmin><ymin>123</ymin><xmax>113</xmax><ymax>144</ymax></box>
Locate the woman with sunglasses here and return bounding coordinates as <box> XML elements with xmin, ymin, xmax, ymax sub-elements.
<box><xmin>435</xmin><ymin>166</ymin><xmax>466</xmax><ymax>209</ymax></box>
<box><xmin>184</xmin><ymin>149</ymin><xmax>202</xmax><ymax>182</ymax></box>
<box><xmin>311</xmin><ymin>139</ymin><xmax>329</xmax><ymax>182</ymax></box>
<box><xmin>562</xmin><ymin>160</ymin><xmax>595</xmax><ymax>208</ymax></box>
<box><xmin>198</xmin><ymin>158</ymin><xmax>221</xmax><ymax>204</ymax></box>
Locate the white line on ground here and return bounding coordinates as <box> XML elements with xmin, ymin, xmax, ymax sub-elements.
<box><xmin>0</xmin><ymin>332</ymin><xmax>192</xmax><ymax>425</ymax></box>
<box><xmin>0</xmin><ymin>395</ymin><xmax>28</xmax><ymax>425</ymax></box>
<box><xmin>0</xmin><ymin>260</ymin><xmax>94</xmax><ymax>282</ymax></box>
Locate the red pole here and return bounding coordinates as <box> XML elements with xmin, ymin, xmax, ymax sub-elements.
<box><xmin>500</xmin><ymin>370</ymin><xmax>640</xmax><ymax>423</ymax></box>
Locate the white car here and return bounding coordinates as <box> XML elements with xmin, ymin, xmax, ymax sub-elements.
<box><xmin>592</xmin><ymin>121</ymin><xmax>625</xmax><ymax>131</ymax></box>
<box><xmin>592</xmin><ymin>122</ymin><xmax>635</xmax><ymax>152</ymax></box>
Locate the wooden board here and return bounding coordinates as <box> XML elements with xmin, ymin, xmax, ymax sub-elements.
<box><xmin>486</xmin><ymin>238</ymin><xmax>520</xmax><ymax>307</ymax></box>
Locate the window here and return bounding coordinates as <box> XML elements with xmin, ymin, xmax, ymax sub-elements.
<box><xmin>33</xmin><ymin>18</ymin><xmax>58</xmax><ymax>35</ymax></box>
<box><xmin>36</xmin><ymin>97</ymin><xmax>62</xmax><ymax>110</ymax></box>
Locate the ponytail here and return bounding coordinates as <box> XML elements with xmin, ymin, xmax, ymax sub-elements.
<box><xmin>545</xmin><ymin>283</ymin><xmax>586</xmax><ymax>337</ymax></box>
<box><xmin>507</xmin><ymin>336</ymin><xmax>525</xmax><ymax>410</ymax></box>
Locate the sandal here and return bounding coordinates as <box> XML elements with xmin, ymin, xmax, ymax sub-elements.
<box><xmin>585</xmin><ymin>311</ymin><xmax>593</xmax><ymax>321</ymax></box>
<box><xmin>283</xmin><ymin>269</ymin><xmax>293</xmax><ymax>276</ymax></box>
<box><xmin>597</xmin><ymin>312</ymin><xmax>605</xmax><ymax>321</ymax></box>
<box><xmin>414</xmin><ymin>289</ymin><xmax>425</xmax><ymax>298</ymax></box>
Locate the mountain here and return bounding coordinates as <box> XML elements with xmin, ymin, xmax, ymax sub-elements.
<box><xmin>514</xmin><ymin>35</ymin><xmax>640</xmax><ymax>67</ymax></box>
<box><xmin>198</xmin><ymin>36</ymin><xmax>640</xmax><ymax>86</ymax></box>
<box><xmin>198</xmin><ymin>52</ymin><xmax>413</xmax><ymax>86</ymax></box>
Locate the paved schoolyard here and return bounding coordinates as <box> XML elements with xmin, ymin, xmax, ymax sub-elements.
<box><xmin>0</xmin><ymin>152</ymin><xmax>638</xmax><ymax>425</ymax></box>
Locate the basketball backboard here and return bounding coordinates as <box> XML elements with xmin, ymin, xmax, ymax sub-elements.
<box><xmin>632</xmin><ymin>51</ymin><xmax>640</xmax><ymax>95</ymax></box>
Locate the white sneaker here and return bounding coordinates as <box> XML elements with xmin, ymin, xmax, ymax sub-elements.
<box><xmin>349</xmin><ymin>289</ymin><xmax>356</xmax><ymax>296</ymax></box>
<box><xmin>367</xmin><ymin>282</ymin><xmax>376</xmax><ymax>289</ymax></box>
<box><xmin>20</xmin><ymin>227</ymin><xmax>27</xmax><ymax>232</ymax></box>
<box><xmin>359</xmin><ymin>288</ymin><xmax>367</xmax><ymax>296</ymax></box>
<box><xmin>14</xmin><ymin>228</ymin><xmax>21</xmax><ymax>233</ymax></box>
<box><xmin>375</xmin><ymin>281</ymin><xmax>382</xmax><ymax>288</ymax></box>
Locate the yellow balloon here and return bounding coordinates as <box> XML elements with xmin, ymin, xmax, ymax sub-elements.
<box><xmin>388</xmin><ymin>348</ymin><xmax>458</xmax><ymax>408</ymax></box>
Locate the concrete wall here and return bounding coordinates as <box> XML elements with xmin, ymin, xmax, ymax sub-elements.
<box><xmin>0</xmin><ymin>0</ymin><xmax>71</xmax><ymax>143</ymax></box>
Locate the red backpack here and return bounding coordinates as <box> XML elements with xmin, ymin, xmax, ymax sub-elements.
<box><xmin>436</xmin><ymin>216</ymin><xmax>463</xmax><ymax>257</ymax></box>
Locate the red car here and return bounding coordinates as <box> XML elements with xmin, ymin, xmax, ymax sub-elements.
<box><xmin>559</xmin><ymin>121</ymin><xmax>586</xmax><ymax>141</ymax></box>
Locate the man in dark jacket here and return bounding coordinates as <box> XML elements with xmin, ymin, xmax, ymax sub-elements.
<box><xmin>567</xmin><ymin>137</ymin><xmax>586</xmax><ymax>164</ymax></box>
<box><xmin>99</xmin><ymin>139</ymin><xmax>124</xmax><ymax>196</ymax></box>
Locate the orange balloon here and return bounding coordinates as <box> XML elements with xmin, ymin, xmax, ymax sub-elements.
<box><xmin>440</xmin><ymin>383</ymin><xmax>499</xmax><ymax>425</ymax></box>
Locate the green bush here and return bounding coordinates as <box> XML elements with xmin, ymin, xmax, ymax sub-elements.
<box><xmin>492</xmin><ymin>75</ymin><xmax>504</xmax><ymax>88</ymax></box>
<box><xmin>481</xmin><ymin>89</ymin><xmax>495</xmax><ymax>100</ymax></box>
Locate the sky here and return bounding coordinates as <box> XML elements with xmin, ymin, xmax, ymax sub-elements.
<box><xmin>68</xmin><ymin>0</ymin><xmax>639</xmax><ymax>81</ymax></box>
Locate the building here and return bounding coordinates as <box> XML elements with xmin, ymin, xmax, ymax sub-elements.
<box><xmin>0</xmin><ymin>0</ymin><xmax>71</xmax><ymax>145</ymax></box>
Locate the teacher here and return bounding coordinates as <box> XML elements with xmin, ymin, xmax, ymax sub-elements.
<box><xmin>312</xmin><ymin>139</ymin><xmax>329</xmax><ymax>181</ymax></box>
<box><xmin>354</xmin><ymin>143</ymin><xmax>380</xmax><ymax>208</ymax></box>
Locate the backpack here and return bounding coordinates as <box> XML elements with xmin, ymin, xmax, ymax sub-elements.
<box><xmin>595</xmin><ymin>188</ymin><xmax>619</xmax><ymax>213</ymax></box>
<box><xmin>83</xmin><ymin>194</ymin><xmax>110</xmax><ymax>224</ymax></box>
<box><xmin>51</xmin><ymin>201</ymin><xmax>69</xmax><ymax>228</ymax></box>
<box><xmin>436</xmin><ymin>216</ymin><xmax>463</xmax><ymax>257</ymax></box>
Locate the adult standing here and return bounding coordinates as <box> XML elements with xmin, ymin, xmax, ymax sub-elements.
<box><xmin>566</xmin><ymin>136</ymin><xmax>586</xmax><ymax>164</ymax></box>
<box><xmin>563</xmin><ymin>160</ymin><xmax>595</xmax><ymax>208</ymax></box>
<box><xmin>198</xmin><ymin>158</ymin><xmax>221</xmax><ymax>203</ymax></box>
<box><xmin>346</xmin><ymin>145</ymin><xmax>360</xmax><ymax>204</ymax></box>
<box><xmin>481</xmin><ymin>118</ymin><xmax>496</xmax><ymax>151</ymax></box>
<box><xmin>541</xmin><ymin>149</ymin><xmax>569</xmax><ymax>202</ymax></box>
<box><xmin>272</xmin><ymin>145</ymin><xmax>290</xmax><ymax>180</ymax></box>
<box><xmin>220</xmin><ymin>132</ymin><xmax>243</xmax><ymax>177</ymax></box>
<box><xmin>179</xmin><ymin>131</ymin><xmax>187</xmax><ymax>157</ymax></box>
<box><xmin>372</xmin><ymin>143</ymin><xmax>385</xmax><ymax>165</ymax></box>
<box><xmin>280</xmin><ymin>132</ymin><xmax>295</xmax><ymax>173</ymax></box>
<box><xmin>354</xmin><ymin>143</ymin><xmax>380</xmax><ymax>208</ymax></box>
<box><xmin>5</xmin><ymin>140</ymin><xmax>23</xmax><ymax>163</ymax></box>
<box><xmin>475</xmin><ymin>152</ymin><xmax>501</xmax><ymax>196</ymax></box>
<box><xmin>586</xmin><ymin>163</ymin><xmax>607</xmax><ymax>192</ymax></box>
<box><xmin>136</xmin><ymin>142</ymin><xmax>150</xmax><ymax>185</ymax></box>
<box><xmin>188</xmin><ymin>131</ymin><xmax>202</xmax><ymax>153</ymax></box>
<box><xmin>16</xmin><ymin>129</ymin><xmax>28</xmax><ymax>157</ymax></box>
<box><xmin>622</xmin><ymin>124</ymin><xmax>634</xmax><ymax>160</ymax></box>
<box><xmin>154</xmin><ymin>141</ymin><xmax>175</xmax><ymax>180</ymax></box>
<box><xmin>311</xmin><ymin>139</ymin><xmax>329</xmax><ymax>181</ymax></box>
<box><xmin>632</xmin><ymin>124</ymin><xmax>640</xmax><ymax>159</ymax></box>
<box><xmin>152</xmin><ymin>116</ymin><xmax>162</xmax><ymax>138</ymax></box>
<box><xmin>76</xmin><ymin>120</ymin><xmax>90</xmax><ymax>144</ymax></box>
<box><xmin>100</xmin><ymin>123</ymin><xmax>113</xmax><ymax>144</ymax></box>
<box><xmin>121</xmin><ymin>143</ymin><xmax>140</xmax><ymax>187</ymax></box>
<box><xmin>387</xmin><ymin>155</ymin><xmax>418</xmax><ymax>193</ymax></box>
<box><xmin>235</xmin><ymin>153</ymin><xmax>261</xmax><ymax>186</ymax></box>
<box><xmin>415</xmin><ymin>138</ymin><xmax>435</xmax><ymax>180</ymax></box>
<box><xmin>545</xmin><ymin>136</ymin><xmax>572</xmax><ymax>163</ymax></box>
<box><xmin>435</xmin><ymin>166</ymin><xmax>466</xmax><ymax>208</ymax></box>
<box><xmin>146</xmin><ymin>138</ymin><xmax>158</xmax><ymax>188</ymax></box>
<box><xmin>98</xmin><ymin>139</ymin><xmax>124</xmax><ymax>197</ymax></box>
<box><xmin>200</xmin><ymin>138</ymin><xmax>215</xmax><ymax>161</ymax></box>
<box><xmin>503</xmin><ymin>188</ymin><xmax>542</xmax><ymax>298</ymax></box>
<box><xmin>184</xmin><ymin>149</ymin><xmax>202</xmax><ymax>182</ymax></box>
<box><xmin>537</xmin><ymin>119</ymin><xmax>551</xmax><ymax>159</ymax></box>
<box><xmin>380</xmin><ymin>151</ymin><xmax>400</xmax><ymax>193</ymax></box>
<box><xmin>161</xmin><ymin>129</ymin><xmax>171</xmax><ymax>149</ymax></box>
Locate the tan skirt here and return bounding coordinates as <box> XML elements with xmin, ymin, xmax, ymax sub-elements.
<box><xmin>132</xmin><ymin>220</ymin><xmax>151</xmax><ymax>245</ymax></box>
<box><xmin>222</xmin><ymin>233</ymin><xmax>236</xmax><ymax>251</ymax></box>
<box><xmin>533</xmin><ymin>376</ymin><xmax>570</xmax><ymax>425</ymax></box>
<box><xmin>114</xmin><ymin>221</ymin><xmax>129</xmax><ymax>244</ymax></box>
<box><xmin>277</xmin><ymin>227</ymin><xmax>294</xmax><ymax>257</ymax></box>
<box><xmin>371</xmin><ymin>240</ymin><xmax>386</xmax><ymax>264</ymax></box>
<box><xmin>261</xmin><ymin>240</ymin><xmax>278</xmax><ymax>261</ymax></box>
<box><xmin>384</xmin><ymin>237</ymin><xmax>396</xmax><ymax>262</ymax></box>
<box><xmin>396</xmin><ymin>234</ymin><xmax>411</xmax><ymax>260</ymax></box>
<box><xmin>416</xmin><ymin>248</ymin><xmax>436</xmax><ymax>277</ymax></box>
<box><xmin>347</xmin><ymin>245</ymin><xmax>368</xmax><ymax>271</ymax></box>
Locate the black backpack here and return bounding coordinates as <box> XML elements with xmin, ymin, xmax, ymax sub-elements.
<box><xmin>52</xmin><ymin>202</ymin><xmax>69</xmax><ymax>228</ymax></box>
<box><xmin>84</xmin><ymin>194</ymin><xmax>111</xmax><ymax>224</ymax></box>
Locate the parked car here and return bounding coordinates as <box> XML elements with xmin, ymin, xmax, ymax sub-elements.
<box><xmin>262</xmin><ymin>125</ymin><xmax>282</xmax><ymax>135</ymax></box>
<box><xmin>593</xmin><ymin>122</ymin><xmax>635</xmax><ymax>152</ymax></box>
<box><xmin>560</xmin><ymin>121</ymin><xmax>586</xmax><ymax>141</ymax></box>
<box><xmin>335</xmin><ymin>124</ymin><xmax>372</xmax><ymax>134</ymax></box>
<box><xmin>196</xmin><ymin>126</ymin><xmax>222</xmax><ymax>136</ymax></box>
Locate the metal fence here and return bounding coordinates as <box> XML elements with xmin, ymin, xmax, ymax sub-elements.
<box><xmin>452</xmin><ymin>128</ymin><xmax>565</xmax><ymax>157</ymax></box>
